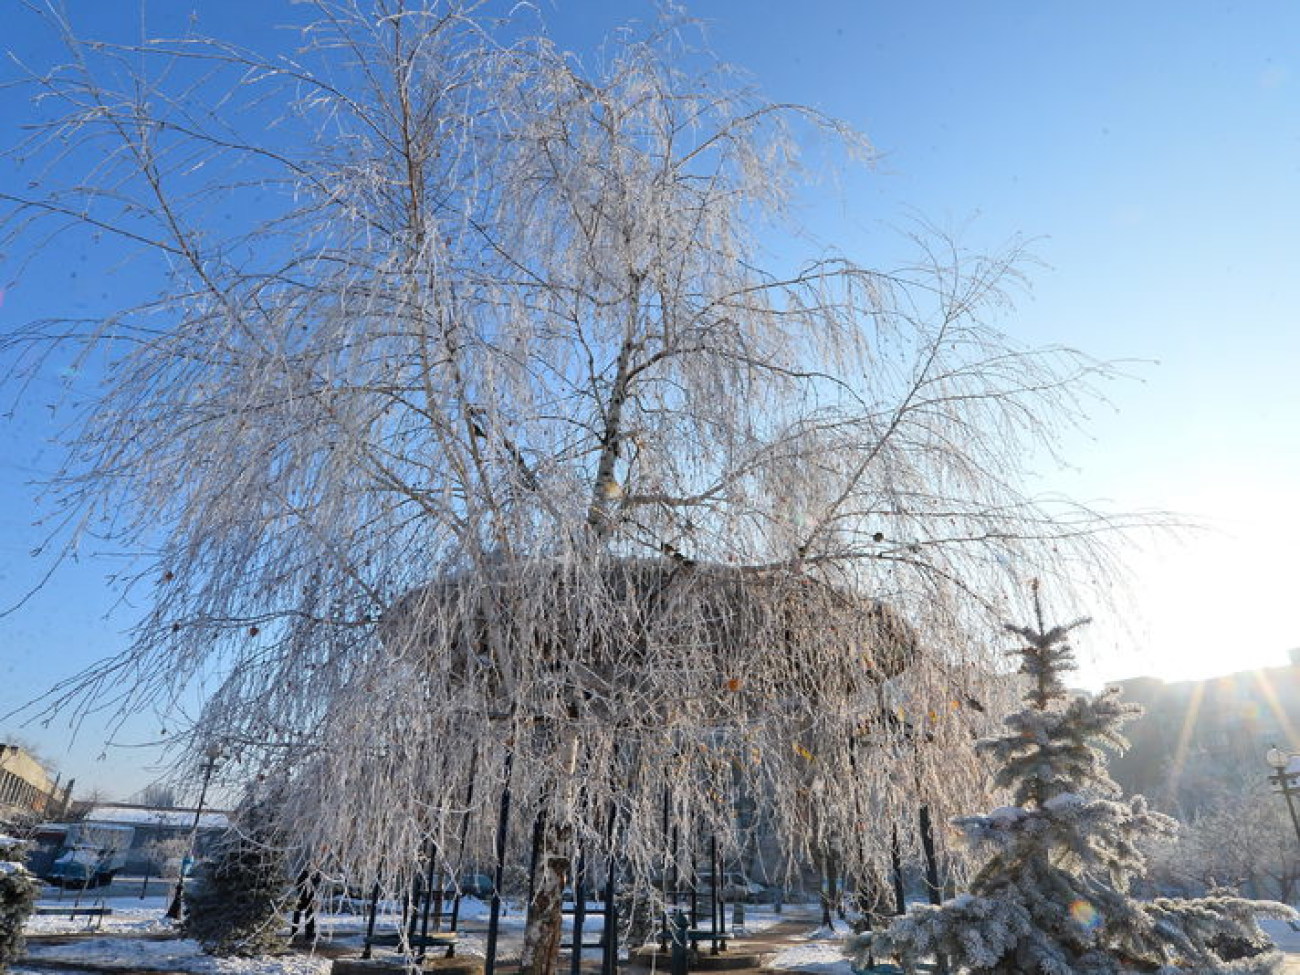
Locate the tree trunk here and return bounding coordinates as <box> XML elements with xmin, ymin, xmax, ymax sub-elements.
<box><xmin>815</xmin><ymin>844</ymin><xmax>840</xmax><ymax>929</ymax></box>
<box><xmin>520</xmin><ymin>728</ymin><xmax>581</xmax><ymax>975</ymax></box>
<box><xmin>520</xmin><ymin>817</ymin><xmax>573</xmax><ymax>975</ymax></box>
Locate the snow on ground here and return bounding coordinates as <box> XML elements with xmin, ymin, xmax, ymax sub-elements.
<box><xmin>768</xmin><ymin>942</ymin><xmax>853</xmax><ymax>974</ymax></box>
<box><xmin>727</xmin><ymin>910</ymin><xmax>792</xmax><ymax>935</ymax></box>
<box><xmin>768</xmin><ymin>919</ymin><xmax>853</xmax><ymax>975</ymax></box>
<box><xmin>1262</xmin><ymin>918</ymin><xmax>1300</xmax><ymax>953</ymax></box>
<box><xmin>21</xmin><ymin>938</ymin><xmax>332</xmax><ymax>975</ymax></box>
<box><xmin>28</xmin><ymin>892</ymin><xmax>1298</xmax><ymax>975</ymax></box>
<box><xmin>20</xmin><ymin>890</ymin><xmax>525</xmax><ymax>973</ymax></box>
<box><xmin>24</xmin><ymin>893</ymin><xmax>177</xmax><ymax>936</ymax></box>
<box><xmin>23</xmin><ymin>889</ymin><xmax>501</xmax><ymax>938</ymax></box>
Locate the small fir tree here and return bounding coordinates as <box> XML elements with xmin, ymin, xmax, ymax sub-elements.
<box><xmin>0</xmin><ymin>834</ymin><xmax>38</xmax><ymax>974</ymax></box>
<box><xmin>181</xmin><ymin>801</ymin><xmax>289</xmax><ymax>957</ymax></box>
<box><xmin>871</xmin><ymin>585</ymin><xmax>1294</xmax><ymax>974</ymax></box>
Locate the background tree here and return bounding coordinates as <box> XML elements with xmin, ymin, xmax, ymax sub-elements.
<box><xmin>1146</xmin><ymin>782</ymin><xmax>1300</xmax><ymax>903</ymax></box>
<box><xmin>181</xmin><ymin>798</ymin><xmax>289</xmax><ymax>958</ymax></box>
<box><xmin>130</xmin><ymin>784</ymin><xmax>178</xmax><ymax>809</ymax></box>
<box><xmin>0</xmin><ymin>834</ymin><xmax>37</xmax><ymax>975</ymax></box>
<box><xmin>875</xmin><ymin>586</ymin><xmax>1292</xmax><ymax>974</ymax></box>
<box><xmin>137</xmin><ymin>834</ymin><xmax>190</xmax><ymax>899</ymax></box>
<box><xmin>3</xmin><ymin>3</ymin><xmax>1142</xmax><ymax>972</ymax></box>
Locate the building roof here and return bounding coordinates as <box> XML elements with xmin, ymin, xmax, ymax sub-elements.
<box><xmin>84</xmin><ymin>805</ymin><xmax>230</xmax><ymax>831</ymax></box>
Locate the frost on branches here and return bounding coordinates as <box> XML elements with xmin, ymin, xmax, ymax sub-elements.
<box><xmin>0</xmin><ymin>835</ymin><xmax>37</xmax><ymax>974</ymax></box>
<box><xmin>3</xmin><ymin>3</ymin><xmax>1150</xmax><ymax>974</ymax></box>
<box><xmin>877</xmin><ymin>588</ymin><xmax>1295</xmax><ymax>974</ymax></box>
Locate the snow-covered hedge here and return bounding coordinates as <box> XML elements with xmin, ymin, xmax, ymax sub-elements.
<box><xmin>0</xmin><ymin>834</ymin><xmax>38</xmax><ymax>973</ymax></box>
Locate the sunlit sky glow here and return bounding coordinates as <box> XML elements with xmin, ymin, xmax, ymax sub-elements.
<box><xmin>1</xmin><ymin>1</ymin><xmax>1297</xmax><ymax>797</ymax></box>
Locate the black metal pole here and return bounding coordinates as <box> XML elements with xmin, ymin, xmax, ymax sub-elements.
<box><xmin>599</xmin><ymin>774</ymin><xmax>621</xmax><ymax>975</ymax></box>
<box><xmin>660</xmin><ymin>787</ymin><xmax>671</xmax><ymax>951</ymax></box>
<box><xmin>602</xmin><ymin>842</ymin><xmax>619</xmax><ymax>975</ymax></box>
<box><xmin>672</xmin><ymin>822</ymin><xmax>681</xmax><ymax>914</ymax></box>
<box><xmin>1274</xmin><ymin>768</ymin><xmax>1300</xmax><ymax>847</ymax></box>
<box><xmin>450</xmin><ymin>767</ymin><xmax>476</xmax><ymax>933</ymax></box>
<box><xmin>361</xmin><ymin>881</ymin><xmax>381</xmax><ymax>960</ymax></box>
<box><xmin>919</xmin><ymin>805</ymin><xmax>942</xmax><ymax>906</ymax></box>
<box><xmin>669</xmin><ymin>910</ymin><xmax>689</xmax><ymax>975</ymax></box>
<box><xmin>890</xmin><ymin>826</ymin><xmax>906</xmax><ymax>915</ymax></box>
<box><xmin>712</xmin><ymin>834</ymin><xmax>725</xmax><ymax>952</ymax></box>
<box><xmin>406</xmin><ymin>872</ymin><xmax>423</xmax><ymax>957</ymax></box>
<box><xmin>165</xmin><ymin>752</ymin><xmax>218</xmax><ymax>921</ymax></box>
<box><xmin>919</xmin><ymin>803</ymin><xmax>950</xmax><ymax>975</ymax></box>
<box><xmin>689</xmin><ymin>844</ymin><xmax>699</xmax><ymax>929</ymax></box>
<box><xmin>302</xmin><ymin>871</ymin><xmax>319</xmax><ymax>941</ymax></box>
<box><xmin>571</xmin><ymin>844</ymin><xmax>587</xmax><ymax>975</ymax></box>
<box><xmin>419</xmin><ymin>843</ymin><xmax>438</xmax><ymax>945</ymax></box>
<box><xmin>485</xmin><ymin>748</ymin><xmax>514</xmax><ymax>975</ymax></box>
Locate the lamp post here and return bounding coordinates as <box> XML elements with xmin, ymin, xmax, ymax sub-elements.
<box><xmin>1265</xmin><ymin>745</ymin><xmax>1300</xmax><ymax>849</ymax></box>
<box><xmin>165</xmin><ymin>745</ymin><xmax>222</xmax><ymax>921</ymax></box>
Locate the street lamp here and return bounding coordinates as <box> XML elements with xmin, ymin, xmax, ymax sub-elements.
<box><xmin>1265</xmin><ymin>745</ymin><xmax>1300</xmax><ymax>848</ymax></box>
<box><xmin>165</xmin><ymin>744</ymin><xmax>223</xmax><ymax>921</ymax></box>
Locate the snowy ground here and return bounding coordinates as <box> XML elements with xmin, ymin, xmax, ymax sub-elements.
<box><xmin>18</xmin><ymin>937</ymin><xmax>334</xmax><ymax>975</ymax></box>
<box><xmin>1263</xmin><ymin>918</ymin><xmax>1300</xmax><ymax>953</ymax></box>
<box><xmin>765</xmin><ymin>923</ymin><xmax>853</xmax><ymax>975</ymax></box>
<box><xmin>21</xmin><ymin>882</ymin><xmax>1300</xmax><ymax>975</ymax></box>
<box><xmin>17</xmin><ymin>881</ymin><xmax>842</xmax><ymax>975</ymax></box>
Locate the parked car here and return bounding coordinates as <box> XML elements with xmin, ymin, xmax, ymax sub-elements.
<box><xmin>23</xmin><ymin>824</ymin><xmax>69</xmax><ymax>879</ymax></box>
<box><xmin>38</xmin><ymin>823</ymin><xmax>136</xmax><ymax>887</ymax></box>
<box><xmin>451</xmin><ymin>872</ymin><xmax>494</xmax><ymax>899</ymax></box>
<box><xmin>722</xmin><ymin>873</ymin><xmax>772</xmax><ymax>903</ymax></box>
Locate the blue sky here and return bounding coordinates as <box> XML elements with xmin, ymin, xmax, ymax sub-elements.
<box><xmin>1</xmin><ymin>1</ymin><xmax>1298</xmax><ymax>798</ymax></box>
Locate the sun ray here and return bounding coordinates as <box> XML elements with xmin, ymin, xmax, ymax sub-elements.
<box><xmin>1166</xmin><ymin>680</ymin><xmax>1204</xmax><ymax>804</ymax></box>
<box><xmin>1249</xmin><ymin>668</ymin><xmax>1300</xmax><ymax>750</ymax></box>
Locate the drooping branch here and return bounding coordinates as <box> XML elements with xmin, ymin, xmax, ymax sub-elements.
<box><xmin>1</xmin><ymin>5</ymin><xmax>1157</xmax><ymax>973</ymax></box>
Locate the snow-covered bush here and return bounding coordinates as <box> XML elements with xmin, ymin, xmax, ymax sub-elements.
<box><xmin>180</xmin><ymin>801</ymin><xmax>289</xmax><ymax>957</ymax></box>
<box><xmin>1145</xmin><ymin>782</ymin><xmax>1300</xmax><ymax>902</ymax></box>
<box><xmin>845</xmin><ymin>929</ymin><xmax>906</xmax><ymax>974</ymax></box>
<box><xmin>0</xmin><ymin>834</ymin><xmax>38</xmax><ymax>973</ymax></box>
<box><xmin>875</xmin><ymin>585</ymin><xmax>1296</xmax><ymax>974</ymax></box>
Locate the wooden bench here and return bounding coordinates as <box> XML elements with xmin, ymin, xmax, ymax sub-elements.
<box><xmin>659</xmin><ymin>909</ymin><xmax>728</xmax><ymax>954</ymax></box>
<box><xmin>35</xmin><ymin>906</ymin><xmax>112</xmax><ymax>917</ymax></box>
<box><xmin>684</xmin><ymin>929</ymin><xmax>726</xmax><ymax>949</ymax></box>
<box><xmin>365</xmin><ymin>931</ymin><xmax>458</xmax><ymax>958</ymax></box>
<box><xmin>560</xmin><ymin>939</ymin><xmax>608</xmax><ymax>952</ymax></box>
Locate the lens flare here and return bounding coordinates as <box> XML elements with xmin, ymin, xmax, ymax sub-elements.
<box><xmin>1070</xmin><ymin>899</ymin><xmax>1100</xmax><ymax>931</ymax></box>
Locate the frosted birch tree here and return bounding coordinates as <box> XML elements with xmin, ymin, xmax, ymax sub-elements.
<box><xmin>4</xmin><ymin>2</ymin><xmax>1135</xmax><ymax>970</ymax></box>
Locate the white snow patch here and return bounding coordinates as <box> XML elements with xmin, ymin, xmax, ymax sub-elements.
<box><xmin>768</xmin><ymin>940</ymin><xmax>854</xmax><ymax>974</ymax></box>
<box><xmin>23</xmin><ymin>937</ymin><xmax>331</xmax><ymax>975</ymax></box>
<box><xmin>26</xmin><ymin>896</ymin><xmax>175</xmax><ymax>935</ymax></box>
<box><xmin>727</xmin><ymin>910</ymin><xmax>787</xmax><ymax>934</ymax></box>
<box><xmin>1043</xmin><ymin>792</ymin><xmax>1082</xmax><ymax>811</ymax></box>
<box><xmin>1260</xmin><ymin>918</ymin><xmax>1300</xmax><ymax>953</ymax></box>
<box><xmin>800</xmin><ymin>924</ymin><xmax>849</xmax><ymax>941</ymax></box>
<box><xmin>987</xmin><ymin>805</ymin><xmax>1026</xmax><ymax>823</ymax></box>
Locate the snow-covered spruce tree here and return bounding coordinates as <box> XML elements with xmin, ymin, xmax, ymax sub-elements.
<box><xmin>875</xmin><ymin>586</ymin><xmax>1294</xmax><ymax>974</ymax></box>
<box><xmin>3</xmin><ymin>4</ymin><xmax>1150</xmax><ymax>974</ymax></box>
<box><xmin>181</xmin><ymin>801</ymin><xmax>289</xmax><ymax>957</ymax></box>
<box><xmin>0</xmin><ymin>835</ymin><xmax>37</xmax><ymax>974</ymax></box>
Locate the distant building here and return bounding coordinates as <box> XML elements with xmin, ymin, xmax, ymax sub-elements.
<box><xmin>1108</xmin><ymin>653</ymin><xmax>1300</xmax><ymax>815</ymax></box>
<box><xmin>0</xmin><ymin>743</ymin><xmax>71</xmax><ymax>823</ymax></box>
<box><xmin>79</xmin><ymin>803</ymin><xmax>231</xmax><ymax>875</ymax></box>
